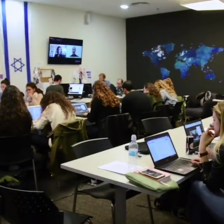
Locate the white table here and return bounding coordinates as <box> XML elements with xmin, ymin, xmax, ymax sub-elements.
<box><xmin>70</xmin><ymin>98</ymin><xmax>92</xmax><ymax>104</ymax></box>
<box><xmin>61</xmin><ymin>117</ymin><xmax>212</xmax><ymax>224</ymax></box>
<box><xmin>213</xmin><ymin>99</ymin><xmax>223</xmax><ymax>102</ymax></box>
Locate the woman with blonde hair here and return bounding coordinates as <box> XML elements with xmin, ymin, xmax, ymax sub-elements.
<box><xmin>154</xmin><ymin>80</ymin><xmax>178</xmax><ymax>105</ymax></box>
<box><xmin>87</xmin><ymin>80</ymin><xmax>120</xmax><ymax>124</ymax></box>
<box><xmin>164</xmin><ymin>78</ymin><xmax>175</xmax><ymax>91</ymax></box>
<box><xmin>187</xmin><ymin>102</ymin><xmax>224</xmax><ymax>223</ymax></box>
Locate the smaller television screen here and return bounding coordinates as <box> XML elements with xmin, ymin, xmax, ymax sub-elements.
<box><xmin>48</xmin><ymin>37</ymin><xmax>83</xmax><ymax>65</ymax></box>
<box><xmin>68</xmin><ymin>84</ymin><xmax>84</xmax><ymax>95</ymax></box>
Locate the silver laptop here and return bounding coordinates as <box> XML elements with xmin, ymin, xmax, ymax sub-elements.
<box><xmin>184</xmin><ymin>120</ymin><xmax>204</xmax><ymax>148</ymax></box>
<box><xmin>72</xmin><ymin>103</ymin><xmax>89</xmax><ymax>117</ymax></box>
<box><xmin>145</xmin><ymin>132</ymin><xmax>198</xmax><ymax>176</ymax></box>
<box><xmin>28</xmin><ymin>106</ymin><xmax>42</xmax><ymax>120</ymax></box>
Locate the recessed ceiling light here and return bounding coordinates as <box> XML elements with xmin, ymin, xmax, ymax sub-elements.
<box><xmin>120</xmin><ymin>4</ymin><xmax>129</xmax><ymax>9</ymax></box>
<box><xmin>181</xmin><ymin>0</ymin><xmax>224</xmax><ymax>11</ymax></box>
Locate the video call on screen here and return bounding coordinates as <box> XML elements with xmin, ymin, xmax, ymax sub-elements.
<box><xmin>48</xmin><ymin>37</ymin><xmax>83</xmax><ymax>65</ymax></box>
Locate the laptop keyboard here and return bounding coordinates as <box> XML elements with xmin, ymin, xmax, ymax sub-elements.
<box><xmin>163</xmin><ymin>159</ymin><xmax>191</xmax><ymax>171</ymax></box>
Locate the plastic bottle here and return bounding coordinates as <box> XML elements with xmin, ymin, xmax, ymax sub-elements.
<box><xmin>128</xmin><ymin>134</ymin><xmax>138</xmax><ymax>172</ymax></box>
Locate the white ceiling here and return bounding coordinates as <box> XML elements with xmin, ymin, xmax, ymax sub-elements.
<box><xmin>19</xmin><ymin>0</ymin><xmax>187</xmax><ymax>18</ymax></box>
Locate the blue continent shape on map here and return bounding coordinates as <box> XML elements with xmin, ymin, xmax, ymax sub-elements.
<box><xmin>175</xmin><ymin>45</ymin><xmax>224</xmax><ymax>79</ymax></box>
<box><xmin>143</xmin><ymin>44</ymin><xmax>224</xmax><ymax>80</ymax></box>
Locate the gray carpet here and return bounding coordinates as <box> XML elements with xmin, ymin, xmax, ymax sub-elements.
<box><xmin>2</xmin><ymin>177</ymin><xmax>187</xmax><ymax>224</ymax></box>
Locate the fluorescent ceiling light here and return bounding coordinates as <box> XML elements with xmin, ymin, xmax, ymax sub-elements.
<box><xmin>120</xmin><ymin>4</ymin><xmax>129</xmax><ymax>9</ymax></box>
<box><xmin>181</xmin><ymin>0</ymin><xmax>224</xmax><ymax>10</ymax></box>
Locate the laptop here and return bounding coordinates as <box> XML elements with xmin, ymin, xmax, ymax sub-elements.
<box><xmin>184</xmin><ymin>120</ymin><xmax>204</xmax><ymax>149</ymax></box>
<box><xmin>72</xmin><ymin>103</ymin><xmax>89</xmax><ymax>117</ymax></box>
<box><xmin>28</xmin><ymin>106</ymin><xmax>42</xmax><ymax>120</ymax></box>
<box><xmin>145</xmin><ymin>132</ymin><xmax>198</xmax><ymax>176</ymax></box>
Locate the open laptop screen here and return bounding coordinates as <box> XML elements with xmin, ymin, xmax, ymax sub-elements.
<box><xmin>184</xmin><ymin>120</ymin><xmax>203</xmax><ymax>143</ymax></box>
<box><xmin>72</xmin><ymin>103</ymin><xmax>89</xmax><ymax>115</ymax></box>
<box><xmin>28</xmin><ymin>106</ymin><xmax>42</xmax><ymax>120</ymax></box>
<box><xmin>146</xmin><ymin>134</ymin><xmax>176</xmax><ymax>162</ymax></box>
<box><xmin>68</xmin><ymin>84</ymin><xmax>84</xmax><ymax>95</ymax></box>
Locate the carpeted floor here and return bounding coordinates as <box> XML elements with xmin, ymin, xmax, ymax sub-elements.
<box><xmin>2</xmin><ymin>177</ymin><xmax>188</xmax><ymax>224</ymax></box>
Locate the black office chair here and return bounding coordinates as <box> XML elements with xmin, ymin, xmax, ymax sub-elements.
<box><xmin>169</xmin><ymin>101</ymin><xmax>184</xmax><ymax>127</ymax></box>
<box><xmin>156</xmin><ymin>104</ymin><xmax>170</xmax><ymax>117</ymax></box>
<box><xmin>142</xmin><ymin>117</ymin><xmax>173</xmax><ymax>136</ymax></box>
<box><xmin>72</xmin><ymin>138</ymin><xmax>139</xmax><ymax>224</ymax></box>
<box><xmin>0</xmin><ymin>185</ymin><xmax>92</xmax><ymax>224</ymax></box>
<box><xmin>106</xmin><ymin>113</ymin><xmax>133</xmax><ymax>147</ymax></box>
<box><xmin>136</xmin><ymin>111</ymin><xmax>161</xmax><ymax>138</ymax></box>
<box><xmin>0</xmin><ymin>135</ymin><xmax>38</xmax><ymax>190</ymax></box>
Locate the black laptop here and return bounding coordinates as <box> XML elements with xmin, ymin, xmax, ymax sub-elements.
<box><xmin>145</xmin><ymin>132</ymin><xmax>198</xmax><ymax>176</ymax></box>
<box><xmin>72</xmin><ymin>103</ymin><xmax>89</xmax><ymax>117</ymax></box>
<box><xmin>184</xmin><ymin>120</ymin><xmax>204</xmax><ymax>149</ymax></box>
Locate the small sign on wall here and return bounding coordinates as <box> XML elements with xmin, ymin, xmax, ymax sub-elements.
<box><xmin>0</xmin><ymin>74</ymin><xmax>3</xmax><ymax>80</ymax></box>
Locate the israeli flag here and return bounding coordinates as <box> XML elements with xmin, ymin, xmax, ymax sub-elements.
<box><xmin>1</xmin><ymin>0</ymin><xmax>31</xmax><ymax>92</ymax></box>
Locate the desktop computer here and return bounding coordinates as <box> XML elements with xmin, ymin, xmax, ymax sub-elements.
<box><xmin>68</xmin><ymin>83</ymin><xmax>84</xmax><ymax>99</ymax></box>
<box><xmin>83</xmin><ymin>83</ymin><xmax>92</xmax><ymax>97</ymax></box>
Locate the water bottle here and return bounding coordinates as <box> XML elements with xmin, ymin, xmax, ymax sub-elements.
<box><xmin>128</xmin><ymin>134</ymin><xmax>138</xmax><ymax>172</ymax></box>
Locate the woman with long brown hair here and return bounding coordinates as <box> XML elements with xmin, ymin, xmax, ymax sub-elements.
<box><xmin>154</xmin><ymin>80</ymin><xmax>178</xmax><ymax>106</ymax></box>
<box><xmin>87</xmin><ymin>80</ymin><xmax>120</xmax><ymax>124</ymax></box>
<box><xmin>32</xmin><ymin>91</ymin><xmax>76</xmax><ymax>151</ymax></box>
<box><xmin>144</xmin><ymin>83</ymin><xmax>162</xmax><ymax>102</ymax></box>
<box><xmin>0</xmin><ymin>85</ymin><xmax>32</xmax><ymax>136</ymax></box>
<box><xmin>25</xmin><ymin>82</ymin><xmax>44</xmax><ymax>106</ymax></box>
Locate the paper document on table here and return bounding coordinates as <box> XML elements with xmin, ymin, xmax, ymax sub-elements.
<box><xmin>99</xmin><ymin>161</ymin><xmax>144</xmax><ymax>175</ymax></box>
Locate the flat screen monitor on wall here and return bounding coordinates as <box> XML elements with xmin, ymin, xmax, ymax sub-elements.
<box><xmin>48</xmin><ymin>37</ymin><xmax>83</xmax><ymax>65</ymax></box>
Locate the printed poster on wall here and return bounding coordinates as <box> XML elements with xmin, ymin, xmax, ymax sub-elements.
<box><xmin>73</xmin><ymin>67</ymin><xmax>92</xmax><ymax>84</ymax></box>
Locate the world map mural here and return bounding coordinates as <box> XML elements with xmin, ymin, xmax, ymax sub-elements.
<box><xmin>143</xmin><ymin>44</ymin><xmax>224</xmax><ymax>81</ymax></box>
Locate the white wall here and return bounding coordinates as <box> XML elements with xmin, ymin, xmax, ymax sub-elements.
<box><xmin>29</xmin><ymin>3</ymin><xmax>126</xmax><ymax>85</ymax></box>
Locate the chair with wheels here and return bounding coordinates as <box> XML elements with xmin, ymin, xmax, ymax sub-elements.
<box><xmin>142</xmin><ymin>117</ymin><xmax>173</xmax><ymax>136</ymax></box>
<box><xmin>71</xmin><ymin>138</ymin><xmax>140</xmax><ymax>224</ymax></box>
<box><xmin>0</xmin><ymin>135</ymin><xmax>39</xmax><ymax>190</ymax></box>
<box><xmin>106</xmin><ymin>113</ymin><xmax>133</xmax><ymax>147</ymax></box>
<box><xmin>0</xmin><ymin>185</ymin><xmax>92</xmax><ymax>224</ymax></box>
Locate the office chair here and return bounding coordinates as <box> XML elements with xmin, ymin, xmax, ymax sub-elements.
<box><xmin>72</xmin><ymin>138</ymin><xmax>139</xmax><ymax>224</ymax></box>
<box><xmin>142</xmin><ymin>117</ymin><xmax>173</xmax><ymax>136</ymax></box>
<box><xmin>0</xmin><ymin>185</ymin><xmax>92</xmax><ymax>224</ymax></box>
<box><xmin>106</xmin><ymin>113</ymin><xmax>133</xmax><ymax>147</ymax></box>
<box><xmin>0</xmin><ymin>135</ymin><xmax>38</xmax><ymax>190</ymax></box>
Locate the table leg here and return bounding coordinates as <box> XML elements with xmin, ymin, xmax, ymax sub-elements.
<box><xmin>115</xmin><ymin>186</ymin><xmax>127</xmax><ymax>224</ymax></box>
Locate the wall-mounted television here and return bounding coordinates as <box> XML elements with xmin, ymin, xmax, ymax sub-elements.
<box><xmin>48</xmin><ymin>37</ymin><xmax>83</xmax><ymax>65</ymax></box>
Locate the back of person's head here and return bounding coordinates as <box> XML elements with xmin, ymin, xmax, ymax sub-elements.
<box><xmin>40</xmin><ymin>91</ymin><xmax>74</xmax><ymax>118</ymax></box>
<box><xmin>144</xmin><ymin>83</ymin><xmax>162</xmax><ymax>101</ymax></box>
<box><xmin>26</xmin><ymin>82</ymin><xmax>43</xmax><ymax>95</ymax></box>
<box><xmin>122</xmin><ymin>80</ymin><xmax>134</xmax><ymax>94</ymax></box>
<box><xmin>99</xmin><ymin>73</ymin><xmax>106</xmax><ymax>81</ymax></box>
<box><xmin>164</xmin><ymin>78</ymin><xmax>175</xmax><ymax>90</ymax></box>
<box><xmin>54</xmin><ymin>75</ymin><xmax>62</xmax><ymax>83</ymax></box>
<box><xmin>154</xmin><ymin>80</ymin><xmax>177</xmax><ymax>97</ymax></box>
<box><xmin>0</xmin><ymin>85</ymin><xmax>32</xmax><ymax>133</ymax></box>
<box><xmin>93</xmin><ymin>80</ymin><xmax>120</xmax><ymax>108</ymax></box>
<box><xmin>1</xmin><ymin>78</ymin><xmax>10</xmax><ymax>91</ymax></box>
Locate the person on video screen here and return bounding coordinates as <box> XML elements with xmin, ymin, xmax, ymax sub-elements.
<box><xmin>70</xmin><ymin>47</ymin><xmax>79</xmax><ymax>57</ymax></box>
<box><xmin>54</xmin><ymin>46</ymin><xmax>65</xmax><ymax>58</ymax></box>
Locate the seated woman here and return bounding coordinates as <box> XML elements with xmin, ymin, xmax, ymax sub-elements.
<box><xmin>188</xmin><ymin>102</ymin><xmax>224</xmax><ymax>222</ymax></box>
<box><xmin>32</xmin><ymin>91</ymin><xmax>76</xmax><ymax>151</ymax></box>
<box><xmin>86</xmin><ymin>81</ymin><xmax>120</xmax><ymax>137</ymax></box>
<box><xmin>144</xmin><ymin>83</ymin><xmax>163</xmax><ymax>108</ymax></box>
<box><xmin>0</xmin><ymin>85</ymin><xmax>32</xmax><ymax>136</ymax></box>
<box><xmin>0</xmin><ymin>78</ymin><xmax>10</xmax><ymax>102</ymax></box>
<box><xmin>154</xmin><ymin>80</ymin><xmax>178</xmax><ymax>106</ymax></box>
<box><xmin>25</xmin><ymin>82</ymin><xmax>43</xmax><ymax>106</ymax></box>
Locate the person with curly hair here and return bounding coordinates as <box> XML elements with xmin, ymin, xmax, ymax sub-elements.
<box><xmin>154</xmin><ymin>80</ymin><xmax>178</xmax><ymax>106</ymax></box>
<box><xmin>163</xmin><ymin>78</ymin><xmax>176</xmax><ymax>92</ymax></box>
<box><xmin>32</xmin><ymin>91</ymin><xmax>76</xmax><ymax>151</ymax></box>
<box><xmin>144</xmin><ymin>83</ymin><xmax>163</xmax><ymax>105</ymax></box>
<box><xmin>0</xmin><ymin>85</ymin><xmax>32</xmax><ymax>136</ymax></box>
<box><xmin>87</xmin><ymin>81</ymin><xmax>120</xmax><ymax>124</ymax></box>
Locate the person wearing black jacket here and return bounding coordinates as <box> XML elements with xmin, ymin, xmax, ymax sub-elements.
<box><xmin>121</xmin><ymin>81</ymin><xmax>152</xmax><ymax>125</ymax></box>
<box><xmin>86</xmin><ymin>81</ymin><xmax>120</xmax><ymax>137</ymax></box>
<box><xmin>187</xmin><ymin>101</ymin><xmax>224</xmax><ymax>223</ymax></box>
